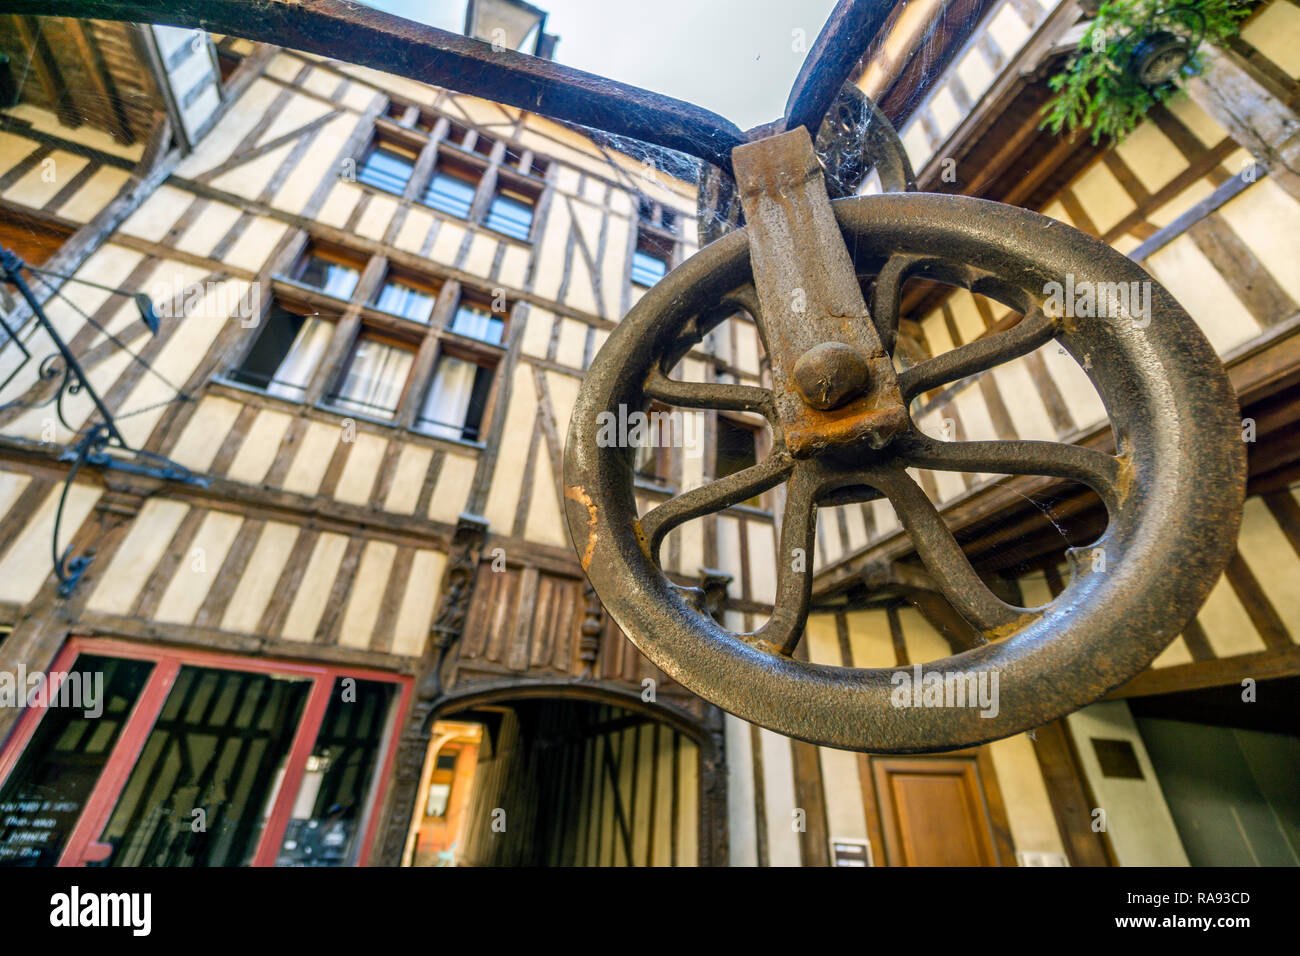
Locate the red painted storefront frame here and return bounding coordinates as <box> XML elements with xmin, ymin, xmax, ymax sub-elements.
<box><xmin>0</xmin><ymin>636</ymin><xmax>412</xmax><ymax>867</ymax></box>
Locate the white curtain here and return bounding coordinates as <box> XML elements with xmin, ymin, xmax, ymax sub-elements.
<box><xmin>376</xmin><ymin>283</ymin><xmax>435</xmax><ymax>323</ymax></box>
<box><xmin>419</xmin><ymin>355</ymin><xmax>477</xmax><ymax>440</ymax></box>
<box><xmin>334</xmin><ymin>337</ymin><xmax>414</xmax><ymax>419</ymax></box>
<box><xmin>268</xmin><ymin>317</ymin><xmax>332</xmax><ymax>400</ymax></box>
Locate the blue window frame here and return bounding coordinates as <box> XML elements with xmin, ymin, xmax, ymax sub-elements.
<box><xmin>631</xmin><ymin>248</ymin><xmax>668</xmax><ymax>287</ymax></box>
<box><xmin>374</xmin><ymin>279</ymin><xmax>436</xmax><ymax>323</ymax></box>
<box><xmin>357</xmin><ymin>144</ymin><xmax>415</xmax><ymax>195</ymax></box>
<box><xmin>448</xmin><ymin>302</ymin><xmax>505</xmax><ymax>346</ymax></box>
<box><xmin>485</xmin><ymin>190</ymin><xmax>534</xmax><ymax>240</ymax></box>
<box><xmin>423</xmin><ymin>168</ymin><xmax>477</xmax><ymax>219</ymax></box>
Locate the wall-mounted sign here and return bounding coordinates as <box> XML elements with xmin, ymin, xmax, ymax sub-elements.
<box><xmin>830</xmin><ymin>837</ymin><xmax>873</xmax><ymax>867</ymax></box>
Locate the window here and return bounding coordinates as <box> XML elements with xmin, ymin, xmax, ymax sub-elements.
<box><xmin>385</xmin><ymin>100</ymin><xmax>434</xmax><ymax>132</ymax></box>
<box><xmin>485</xmin><ymin>187</ymin><xmax>534</xmax><ymax>240</ymax></box>
<box><xmin>716</xmin><ymin>416</ymin><xmax>762</xmax><ymax>507</ymax></box>
<box><xmin>357</xmin><ymin>140</ymin><xmax>417</xmax><ymax>195</ymax></box>
<box><xmin>633</xmin><ymin>403</ymin><xmax>673</xmax><ymax>485</ymax></box>
<box><xmin>329</xmin><ymin>333</ymin><xmax>415</xmax><ymax>420</ymax></box>
<box><xmin>425</xmin><ymin>747</ymin><xmax>460</xmax><ymax>819</ymax></box>
<box><xmin>631</xmin><ymin>247</ymin><xmax>669</xmax><ymax>287</ymax></box>
<box><xmin>417</xmin><ymin>352</ymin><xmax>495</xmax><ymax>442</ymax></box>
<box><xmin>231</xmin><ymin>303</ymin><xmax>333</xmax><ymax>401</ymax></box>
<box><xmin>448</xmin><ymin>300</ymin><xmax>505</xmax><ymax>346</ymax></box>
<box><xmin>470</xmin><ymin>132</ymin><xmax>496</xmax><ymax>157</ymax></box>
<box><xmin>423</xmin><ymin>166</ymin><xmax>478</xmax><ymax>219</ymax></box>
<box><xmin>274</xmin><ymin>677</ymin><xmax>398</xmax><ymax>867</ymax></box>
<box><xmin>0</xmin><ymin>639</ymin><xmax>406</xmax><ymax>867</ymax></box>
<box><xmin>715</xmin><ymin>417</ymin><xmax>757</xmax><ymax>478</ymax></box>
<box><xmin>295</xmin><ymin>250</ymin><xmax>360</xmax><ymax>299</ymax></box>
<box><xmin>505</xmin><ymin>147</ymin><xmax>549</xmax><ymax>179</ymax></box>
<box><xmin>637</xmin><ymin>197</ymin><xmax>679</xmax><ymax>234</ymax></box>
<box><xmin>443</xmin><ymin>120</ymin><xmax>471</xmax><ymax>148</ymax></box>
<box><xmin>373</xmin><ymin>275</ymin><xmax>437</xmax><ymax>323</ymax></box>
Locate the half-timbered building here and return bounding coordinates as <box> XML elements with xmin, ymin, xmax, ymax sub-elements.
<box><xmin>0</xmin><ymin>0</ymin><xmax>1296</xmax><ymax>867</ymax></box>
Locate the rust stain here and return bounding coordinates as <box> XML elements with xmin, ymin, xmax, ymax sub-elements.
<box><xmin>565</xmin><ymin>484</ymin><xmax>598</xmax><ymax>572</ymax></box>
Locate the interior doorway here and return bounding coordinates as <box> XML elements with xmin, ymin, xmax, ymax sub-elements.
<box><xmin>406</xmin><ymin>695</ymin><xmax>707</xmax><ymax>866</ymax></box>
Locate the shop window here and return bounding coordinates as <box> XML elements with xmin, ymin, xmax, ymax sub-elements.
<box><xmin>230</xmin><ymin>301</ymin><xmax>333</xmax><ymax>401</ymax></box>
<box><xmin>274</xmin><ymin>677</ymin><xmax>397</xmax><ymax>867</ymax></box>
<box><xmin>357</xmin><ymin>139</ymin><xmax>417</xmax><ymax>195</ymax></box>
<box><xmin>96</xmin><ymin>666</ymin><xmax>310</xmax><ymax>866</ymax></box>
<box><xmin>416</xmin><ymin>350</ymin><xmax>495</xmax><ymax>442</ymax></box>
<box><xmin>0</xmin><ymin>641</ymin><xmax>407</xmax><ymax>867</ymax></box>
<box><xmin>448</xmin><ymin>298</ymin><xmax>505</xmax><ymax>346</ymax></box>
<box><xmin>328</xmin><ymin>332</ymin><xmax>416</xmax><ymax>420</ymax></box>
<box><xmin>0</xmin><ymin>654</ymin><xmax>153</xmax><ymax>866</ymax></box>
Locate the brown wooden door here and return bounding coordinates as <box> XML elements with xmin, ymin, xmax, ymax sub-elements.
<box><xmin>871</xmin><ymin>757</ymin><xmax>1002</xmax><ymax>866</ymax></box>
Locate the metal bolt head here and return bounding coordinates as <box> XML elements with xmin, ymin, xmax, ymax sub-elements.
<box><xmin>792</xmin><ymin>341</ymin><xmax>870</xmax><ymax>410</ymax></box>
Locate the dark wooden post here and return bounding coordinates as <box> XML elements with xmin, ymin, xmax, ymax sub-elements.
<box><xmin>374</xmin><ymin>512</ymin><xmax>488</xmax><ymax>865</ymax></box>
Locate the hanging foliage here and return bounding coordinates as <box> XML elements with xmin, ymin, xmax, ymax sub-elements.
<box><xmin>1041</xmin><ymin>0</ymin><xmax>1250</xmax><ymax>144</ymax></box>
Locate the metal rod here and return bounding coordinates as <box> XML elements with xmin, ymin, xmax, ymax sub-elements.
<box><xmin>783</xmin><ymin>0</ymin><xmax>895</xmax><ymax>135</ymax></box>
<box><xmin>0</xmin><ymin>0</ymin><xmax>748</xmax><ymax>170</ymax></box>
<box><xmin>1</xmin><ymin>246</ymin><xmax>127</xmax><ymax>447</ymax></box>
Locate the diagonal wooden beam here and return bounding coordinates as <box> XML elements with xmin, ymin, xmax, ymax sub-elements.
<box><xmin>68</xmin><ymin>19</ymin><xmax>134</xmax><ymax>144</ymax></box>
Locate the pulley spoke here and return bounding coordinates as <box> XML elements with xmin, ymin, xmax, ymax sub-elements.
<box><xmin>722</xmin><ymin>283</ymin><xmax>762</xmax><ymax>320</ymax></box>
<box><xmin>872</xmin><ymin>468</ymin><xmax>1024</xmax><ymax>637</ymax></box>
<box><xmin>870</xmin><ymin>253</ymin><xmax>928</xmax><ymax>356</ymax></box>
<box><xmin>644</xmin><ymin>368</ymin><xmax>774</xmax><ymax>417</ymax></box>
<box><xmin>899</xmin><ymin>432</ymin><xmax>1122</xmax><ymax>506</ymax></box>
<box><xmin>898</xmin><ymin>309</ymin><xmax>1054</xmax><ymax>399</ymax></box>
<box><xmin>754</xmin><ymin>466</ymin><xmax>818</xmax><ymax>657</ymax></box>
<box><xmin>641</xmin><ymin>452</ymin><xmax>795</xmax><ymax>557</ymax></box>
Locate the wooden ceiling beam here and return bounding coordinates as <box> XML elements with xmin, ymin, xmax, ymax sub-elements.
<box><xmin>67</xmin><ymin>19</ymin><xmax>134</xmax><ymax>144</ymax></box>
<box><xmin>10</xmin><ymin>14</ymin><xmax>80</xmax><ymax>127</ymax></box>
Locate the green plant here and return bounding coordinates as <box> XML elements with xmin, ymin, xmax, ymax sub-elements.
<box><xmin>1041</xmin><ymin>0</ymin><xmax>1249</xmax><ymax>144</ymax></box>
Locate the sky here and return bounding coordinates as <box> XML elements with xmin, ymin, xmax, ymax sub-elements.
<box><xmin>361</xmin><ymin>0</ymin><xmax>841</xmax><ymax>131</ymax></box>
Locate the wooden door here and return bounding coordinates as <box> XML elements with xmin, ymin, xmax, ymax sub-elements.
<box><xmin>871</xmin><ymin>757</ymin><xmax>1003</xmax><ymax>867</ymax></box>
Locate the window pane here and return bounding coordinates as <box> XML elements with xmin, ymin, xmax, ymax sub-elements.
<box><xmin>0</xmin><ymin>655</ymin><xmax>154</xmax><ymax>866</ymax></box>
<box><xmin>715</xmin><ymin>418</ymin><xmax>757</xmax><ymax>478</ymax></box>
<box><xmin>274</xmin><ymin>678</ymin><xmax>397</xmax><ymax>867</ymax></box>
<box><xmin>716</xmin><ymin>418</ymin><xmax>761</xmax><ymax>507</ymax></box>
<box><xmin>418</xmin><ymin>355</ymin><xmax>492</xmax><ymax>442</ymax></box>
<box><xmin>374</xmin><ymin>280</ymin><xmax>436</xmax><ymax>323</ymax></box>
<box><xmin>485</xmin><ymin>192</ymin><xmax>534</xmax><ymax>240</ymax></box>
<box><xmin>631</xmin><ymin>249</ymin><xmax>668</xmax><ymax>287</ymax></box>
<box><xmin>423</xmin><ymin>169</ymin><xmax>477</xmax><ymax>218</ymax></box>
<box><xmin>357</xmin><ymin>146</ymin><xmax>414</xmax><ymax>195</ymax></box>
<box><xmin>93</xmin><ymin>666</ymin><xmax>311</xmax><ymax>867</ymax></box>
<box><xmin>449</xmin><ymin>303</ymin><xmax>504</xmax><ymax>346</ymax></box>
<box><xmin>332</xmin><ymin>336</ymin><xmax>415</xmax><ymax>420</ymax></box>
<box><xmin>232</xmin><ymin>308</ymin><xmax>332</xmax><ymax>402</ymax></box>
<box><xmin>298</xmin><ymin>255</ymin><xmax>359</xmax><ymax>299</ymax></box>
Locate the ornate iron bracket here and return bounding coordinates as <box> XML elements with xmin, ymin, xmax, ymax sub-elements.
<box><xmin>2</xmin><ymin>246</ymin><xmax>208</xmax><ymax>597</ymax></box>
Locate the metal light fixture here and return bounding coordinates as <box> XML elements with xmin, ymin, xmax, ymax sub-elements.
<box><xmin>1124</xmin><ymin>5</ymin><xmax>1206</xmax><ymax>88</ymax></box>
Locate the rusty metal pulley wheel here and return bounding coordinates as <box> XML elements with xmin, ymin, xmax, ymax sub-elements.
<box><xmin>564</xmin><ymin>129</ymin><xmax>1245</xmax><ymax>753</ymax></box>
